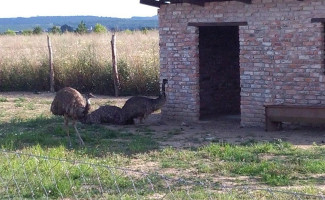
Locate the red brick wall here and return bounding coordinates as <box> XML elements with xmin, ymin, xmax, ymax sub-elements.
<box><xmin>159</xmin><ymin>0</ymin><xmax>325</xmax><ymax>127</ymax></box>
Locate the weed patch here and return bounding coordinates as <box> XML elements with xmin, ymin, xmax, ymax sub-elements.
<box><xmin>0</xmin><ymin>97</ymin><xmax>8</xmax><ymax>102</ymax></box>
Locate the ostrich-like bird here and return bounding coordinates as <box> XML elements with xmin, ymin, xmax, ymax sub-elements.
<box><xmin>122</xmin><ymin>79</ymin><xmax>168</xmax><ymax>124</ymax></box>
<box><xmin>80</xmin><ymin>105</ymin><xmax>124</xmax><ymax>125</ymax></box>
<box><xmin>51</xmin><ymin>87</ymin><xmax>95</xmax><ymax>145</ymax></box>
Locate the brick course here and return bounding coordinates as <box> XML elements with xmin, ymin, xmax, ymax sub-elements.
<box><xmin>159</xmin><ymin>0</ymin><xmax>325</xmax><ymax>127</ymax></box>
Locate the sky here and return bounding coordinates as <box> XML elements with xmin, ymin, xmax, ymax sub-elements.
<box><xmin>0</xmin><ymin>0</ymin><xmax>158</xmax><ymax>18</ymax></box>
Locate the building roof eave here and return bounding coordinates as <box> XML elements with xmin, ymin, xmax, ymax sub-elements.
<box><xmin>140</xmin><ymin>0</ymin><xmax>253</xmax><ymax>8</ymax></box>
<box><xmin>140</xmin><ymin>0</ymin><xmax>306</xmax><ymax>8</ymax></box>
<box><xmin>140</xmin><ymin>0</ymin><xmax>164</xmax><ymax>8</ymax></box>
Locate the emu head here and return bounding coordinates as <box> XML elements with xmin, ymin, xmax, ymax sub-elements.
<box><xmin>84</xmin><ymin>92</ymin><xmax>96</xmax><ymax>104</ymax></box>
<box><xmin>82</xmin><ymin>92</ymin><xmax>95</xmax><ymax>116</ymax></box>
<box><xmin>85</xmin><ymin>93</ymin><xmax>95</xmax><ymax>100</ymax></box>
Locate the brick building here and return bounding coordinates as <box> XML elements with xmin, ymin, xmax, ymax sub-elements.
<box><xmin>141</xmin><ymin>0</ymin><xmax>325</xmax><ymax>127</ymax></box>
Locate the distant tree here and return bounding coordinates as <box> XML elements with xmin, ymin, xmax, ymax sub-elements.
<box><xmin>50</xmin><ymin>26</ymin><xmax>61</xmax><ymax>34</ymax></box>
<box><xmin>33</xmin><ymin>26</ymin><xmax>43</xmax><ymax>35</ymax></box>
<box><xmin>141</xmin><ymin>28</ymin><xmax>149</xmax><ymax>35</ymax></box>
<box><xmin>124</xmin><ymin>29</ymin><xmax>133</xmax><ymax>34</ymax></box>
<box><xmin>4</xmin><ymin>29</ymin><xmax>16</xmax><ymax>36</ymax></box>
<box><xmin>93</xmin><ymin>23</ymin><xmax>107</xmax><ymax>33</ymax></box>
<box><xmin>22</xmin><ymin>30</ymin><xmax>33</xmax><ymax>35</ymax></box>
<box><xmin>61</xmin><ymin>24</ymin><xmax>74</xmax><ymax>33</ymax></box>
<box><xmin>75</xmin><ymin>20</ymin><xmax>87</xmax><ymax>34</ymax></box>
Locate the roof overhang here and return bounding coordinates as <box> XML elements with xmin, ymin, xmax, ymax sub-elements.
<box><xmin>140</xmin><ymin>0</ymin><xmax>305</xmax><ymax>7</ymax></box>
<box><xmin>140</xmin><ymin>0</ymin><xmax>252</xmax><ymax>8</ymax></box>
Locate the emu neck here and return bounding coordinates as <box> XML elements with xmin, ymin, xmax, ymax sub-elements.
<box><xmin>84</xmin><ymin>98</ymin><xmax>91</xmax><ymax>115</ymax></box>
<box><xmin>161</xmin><ymin>81</ymin><xmax>167</xmax><ymax>98</ymax></box>
<box><xmin>152</xmin><ymin>81</ymin><xmax>167</xmax><ymax>111</ymax></box>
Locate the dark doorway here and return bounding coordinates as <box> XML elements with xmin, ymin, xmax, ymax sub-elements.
<box><xmin>199</xmin><ymin>26</ymin><xmax>241</xmax><ymax>119</ymax></box>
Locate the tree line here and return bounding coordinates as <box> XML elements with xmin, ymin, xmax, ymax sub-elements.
<box><xmin>2</xmin><ymin>21</ymin><xmax>109</xmax><ymax>36</ymax></box>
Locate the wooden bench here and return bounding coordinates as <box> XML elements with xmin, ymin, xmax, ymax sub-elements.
<box><xmin>264</xmin><ymin>105</ymin><xmax>325</xmax><ymax>131</ymax></box>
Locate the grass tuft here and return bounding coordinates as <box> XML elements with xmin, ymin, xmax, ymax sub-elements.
<box><xmin>0</xmin><ymin>97</ymin><xmax>8</xmax><ymax>102</ymax></box>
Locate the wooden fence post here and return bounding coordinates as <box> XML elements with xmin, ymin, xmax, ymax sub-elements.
<box><xmin>47</xmin><ymin>35</ymin><xmax>55</xmax><ymax>92</ymax></box>
<box><xmin>111</xmin><ymin>33</ymin><xmax>120</xmax><ymax>96</ymax></box>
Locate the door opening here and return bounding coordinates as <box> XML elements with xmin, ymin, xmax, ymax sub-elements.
<box><xmin>199</xmin><ymin>26</ymin><xmax>241</xmax><ymax>120</ymax></box>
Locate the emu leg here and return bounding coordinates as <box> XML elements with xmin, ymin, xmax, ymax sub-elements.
<box><xmin>73</xmin><ymin>120</ymin><xmax>85</xmax><ymax>146</ymax></box>
<box><xmin>64</xmin><ymin>115</ymin><xmax>72</xmax><ymax>146</ymax></box>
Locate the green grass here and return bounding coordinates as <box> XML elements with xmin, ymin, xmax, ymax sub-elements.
<box><xmin>25</xmin><ymin>102</ymin><xmax>36</xmax><ymax>110</ymax></box>
<box><xmin>0</xmin><ymin>95</ymin><xmax>324</xmax><ymax>198</ymax></box>
<box><xmin>0</xmin><ymin>116</ymin><xmax>159</xmax><ymax>156</ymax></box>
<box><xmin>0</xmin><ymin>114</ymin><xmax>161</xmax><ymax>198</ymax></box>
<box><xmin>13</xmin><ymin>97</ymin><xmax>26</xmax><ymax>103</ymax></box>
<box><xmin>0</xmin><ymin>97</ymin><xmax>8</xmax><ymax>102</ymax></box>
<box><xmin>13</xmin><ymin>97</ymin><xmax>26</xmax><ymax>107</ymax></box>
<box><xmin>147</xmin><ymin>141</ymin><xmax>325</xmax><ymax>187</ymax></box>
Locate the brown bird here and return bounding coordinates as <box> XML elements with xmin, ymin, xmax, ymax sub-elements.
<box><xmin>51</xmin><ymin>87</ymin><xmax>95</xmax><ymax>146</ymax></box>
<box><xmin>122</xmin><ymin>79</ymin><xmax>168</xmax><ymax>124</ymax></box>
<box><xmin>80</xmin><ymin>105</ymin><xmax>124</xmax><ymax>125</ymax></box>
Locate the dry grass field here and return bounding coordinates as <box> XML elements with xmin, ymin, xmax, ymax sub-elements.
<box><xmin>0</xmin><ymin>31</ymin><xmax>159</xmax><ymax>94</ymax></box>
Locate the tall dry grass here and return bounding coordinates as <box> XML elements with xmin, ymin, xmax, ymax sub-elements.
<box><xmin>0</xmin><ymin>30</ymin><xmax>159</xmax><ymax>95</ymax></box>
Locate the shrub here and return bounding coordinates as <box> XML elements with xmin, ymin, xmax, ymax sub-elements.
<box><xmin>75</xmin><ymin>21</ymin><xmax>88</xmax><ymax>34</ymax></box>
<box><xmin>33</xmin><ymin>26</ymin><xmax>43</xmax><ymax>35</ymax></box>
<box><xmin>22</xmin><ymin>30</ymin><xmax>33</xmax><ymax>36</ymax></box>
<box><xmin>50</xmin><ymin>26</ymin><xmax>61</xmax><ymax>34</ymax></box>
<box><xmin>93</xmin><ymin>23</ymin><xmax>107</xmax><ymax>34</ymax></box>
<box><xmin>4</xmin><ymin>29</ymin><xmax>16</xmax><ymax>36</ymax></box>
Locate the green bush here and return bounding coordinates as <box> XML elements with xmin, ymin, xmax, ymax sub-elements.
<box><xmin>76</xmin><ymin>21</ymin><xmax>88</xmax><ymax>34</ymax></box>
<box><xmin>22</xmin><ymin>30</ymin><xmax>33</xmax><ymax>36</ymax></box>
<box><xmin>4</xmin><ymin>29</ymin><xmax>16</xmax><ymax>36</ymax></box>
<box><xmin>50</xmin><ymin>26</ymin><xmax>61</xmax><ymax>34</ymax></box>
<box><xmin>33</xmin><ymin>26</ymin><xmax>43</xmax><ymax>35</ymax></box>
<box><xmin>93</xmin><ymin>23</ymin><xmax>107</xmax><ymax>34</ymax></box>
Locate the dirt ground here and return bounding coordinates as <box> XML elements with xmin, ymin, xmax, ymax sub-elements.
<box><xmin>1</xmin><ymin>91</ymin><xmax>325</xmax><ymax>149</ymax></box>
<box><xmin>118</xmin><ymin>113</ymin><xmax>325</xmax><ymax>149</ymax></box>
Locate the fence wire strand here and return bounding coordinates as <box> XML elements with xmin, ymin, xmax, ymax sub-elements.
<box><xmin>0</xmin><ymin>150</ymin><xmax>324</xmax><ymax>200</ymax></box>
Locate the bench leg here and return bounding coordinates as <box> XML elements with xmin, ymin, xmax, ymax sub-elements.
<box><xmin>266</xmin><ymin>118</ymin><xmax>282</xmax><ymax>131</ymax></box>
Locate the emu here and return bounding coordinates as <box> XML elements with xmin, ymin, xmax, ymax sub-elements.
<box><xmin>122</xmin><ymin>79</ymin><xmax>168</xmax><ymax>124</ymax></box>
<box><xmin>80</xmin><ymin>105</ymin><xmax>124</xmax><ymax>125</ymax></box>
<box><xmin>51</xmin><ymin>87</ymin><xmax>94</xmax><ymax>146</ymax></box>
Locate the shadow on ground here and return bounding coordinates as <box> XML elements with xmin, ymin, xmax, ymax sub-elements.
<box><xmin>112</xmin><ymin>113</ymin><xmax>325</xmax><ymax>149</ymax></box>
<box><xmin>0</xmin><ymin>110</ymin><xmax>324</xmax><ymax>158</ymax></box>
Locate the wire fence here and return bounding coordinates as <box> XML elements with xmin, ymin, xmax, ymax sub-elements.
<box><xmin>0</xmin><ymin>150</ymin><xmax>324</xmax><ymax>200</ymax></box>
